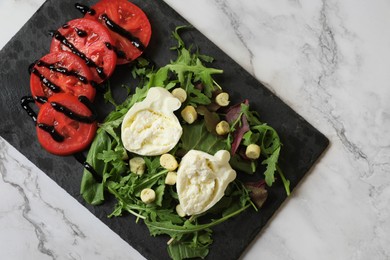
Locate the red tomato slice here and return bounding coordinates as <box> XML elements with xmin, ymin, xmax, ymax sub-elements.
<box><xmin>30</xmin><ymin>51</ymin><xmax>96</xmax><ymax>107</ymax></box>
<box><xmin>36</xmin><ymin>93</ymin><xmax>97</xmax><ymax>156</ymax></box>
<box><xmin>50</xmin><ymin>18</ymin><xmax>117</xmax><ymax>83</ymax></box>
<box><xmin>85</xmin><ymin>0</ymin><xmax>152</xmax><ymax>64</ymax></box>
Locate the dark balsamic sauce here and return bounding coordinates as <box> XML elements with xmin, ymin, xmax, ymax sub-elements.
<box><xmin>21</xmin><ymin>96</ymin><xmax>39</xmax><ymax>123</ymax></box>
<box><xmin>75</xmin><ymin>3</ymin><xmax>96</xmax><ymax>15</ymax></box>
<box><xmin>74</xmin><ymin>3</ymin><xmax>145</xmax><ymax>60</ymax></box>
<box><xmin>21</xmin><ymin>95</ymin><xmax>48</xmax><ymax>123</ymax></box>
<box><xmin>101</xmin><ymin>14</ymin><xmax>145</xmax><ymax>51</ymax></box>
<box><xmin>36</xmin><ymin>60</ymin><xmax>88</xmax><ymax>84</ymax></box>
<box><xmin>31</xmin><ymin>60</ymin><xmax>99</xmax><ymax>91</ymax></box>
<box><xmin>35</xmin><ymin>96</ymin><xmax>48</xmax><ymax>104</ymax></box>
<box><xmin>21</xmin><ymin>3</ymin><xmax>106</xmax><ymax>181</ymax></box>
<box><xmin>89</xmin><ymin>80</ymin><xmax>99</xmax><ymax>89</ymax></box>
<box><xmin>50</xmin><ymin>96</ymin><xmax>97</xmax><ymax>124</ymax></box>
<box><xmin>28</xmin><ymin>61</ymin><xmax>37</xmax><ymax>74</ymax></box>
<box><xmin>22</xmin><ymin>3</ymin><xmax>128</xmax><ymax>183</ymax></box>
<box><xmin>22</xmin><ymin>95</ymin><xmax>102</xmax><ymax>181</ymax></box>
<box><xmin>37</xmin><ymin>123</ymin><xmax>65</xmax><ymax>142</ymax></box>
<box><xmin>105</xmin><ymin>42</ymin><xmax>126</xmax><ymax>59</ymax></box>
<box><xmin>74</xmin><ymin>153</ymin><xmax>103</xmax><ymax>182</ymax></box>
<box><xmin>21</xmin><ymin>95</ymin><xmax>62</xmax><ymax>142</ymax></box>
<box><xmin>21</xmin><ymin>95</ymin><xmax>96</xmax><ymax>143</ymax></box>
<box><xmin>30</xmin><ymin>67</ymin><xmax>62</xmax><ymax>93</ymax></box>
<box><xmin>49</xmin><ymin>30</ymin><xmax>107</xmax><ymax>80</ymax></box>
<box><xmin>75</xmin><ymin>27</ymin><xmax>87</xmax><ymax>37</ymax></box>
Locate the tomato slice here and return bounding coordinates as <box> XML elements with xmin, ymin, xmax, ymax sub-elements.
<box><xmin>50</xmin><ymin>18</ymin><xmax>117</xmax><ymax>83</ymax></box>
<box><xmin>36</xmin><ymin>93</ymin><xmax>97</xmax><ymax>156</ymax></box>
<box><xmin>85</xmin><ymin>0</ymin><xmax>152</xmax><ymax>64</ymax></box>
<box><xmin>30</xmin><ymin>51</ymin><xmax>96</xmax><ymax>107</ymax></box>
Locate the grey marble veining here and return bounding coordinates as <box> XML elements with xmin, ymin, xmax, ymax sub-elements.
<box><xmin>0</xmin><ymin>138</ymin><xmax>143</xmax><ymax>259</ymax></box>
<box><xmin>1</xmin><ymin>0</ymin><xmax>389</xmax><ymax>259</ymax></box>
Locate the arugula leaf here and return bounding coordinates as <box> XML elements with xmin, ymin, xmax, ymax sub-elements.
<box><xmin>241</xmin><ymin>103</ymin><xmax>262</xmax><ymax>125</ymax></box>
<box><xmin>168</xmin><ymin>238</ymin><xmax>210</xmax><ymax>260</ymax></box>
<box><xmin>171</xmin><ymin>25</ymin><xmax>188</xmax><ymax>50</ymax></box>
<box><xmin>132</xmin><ymin>170</ymin><xmax>168</xmax><ymax>195</ymax></box>
<box><xmin>262</xmin><ymin>146</ymin><xmax>280</xmax><ymax>186</ymax></box>
<box><xmin>102</xmin><ymin>81</ymin><xmax>117</xmax><ymax>107</ymax></box>
<box><xmin>154</xmin><ymin>183</ymin><xmax>166</xmax><ymax>207</ymax></box>
<box><xmin>170</xmin><ymin>26</ymin><xmax>222</xmax><ymax>102</ymax></box>
<box><xmin>224</xmin><ymin>101</ymin><xmax>290</xmax><ymax>195</ymax></box>
<box><xmin>180</xmin><ymin>121</ymin><xmax>227</xmax><ymax>154</ymax></box>
<box><xmin>185</xmin><ymin>83</ymin><xmax>211</xmax><ymax>106</ymax></box>
<box><xmin>251</xmin><ymin>124</ymin><xmax>281</xmax><ymax>155</ymax></box>
<box><xmin>79</xmin><ymin>25</ymin><xmax>290</xmax><ymax>260</ymax></box>
<box><xmin>144</xmin><ymin>156</ymin><xmax>163</xmax><ymax>175</ymax></box>
<box><xmin>150</xmin><ymin>66</ymin><xmax>169</xmax><ymax>87</ymax></box>
<box><xmin>97</xmin><ymin>148</ymin><xmax>126</xmax><ymax>166</ymax></box>
<box><xmin>145</xmin><ymin>203</ymin><xmax>251</xmax><ymax>237</ymax></box>
<box><xmin>242</xmin><ymin>130</ymin><xmax>260</xmax><ymax>146</ymax></box>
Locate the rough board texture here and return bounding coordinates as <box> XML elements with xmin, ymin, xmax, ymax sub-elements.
<box><xmin>0</xmin><ymin>0</ymin><xmax>329</xmax><ymax>259</ymax></box>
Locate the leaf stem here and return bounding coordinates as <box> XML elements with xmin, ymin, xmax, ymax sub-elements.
<box><xmin>167</xmin><ymin>237</ymin><xmax>175</xmax><ymax>245</ymax></box>
<box><xmin>134</xmin><ymin>169</ymin><xmax>168</xmax><ymax>191</ymax></box>
<box><xmin>107</xmin><ymin>185</ymin><xmax>148</xmax><ymax>220</ymax></box>
<box><xmin>230</xmin><ymin>112</ymin><xmax>244</xmax><ymax>131</ymax></box>
<box><xmin>276</xmin><ymin>165</ymin><xmax>291</xmax><ymax>196</ymax></box>
<box><xmin>124</xmin><ymin>205</ymin><xmax>147</xmax><ymax>220</ymax></box>
<box><xmin>212</xmin><ymin>79</ymin><xmax>222</xmax><ymax>90</ymax></box>
<box><xmin>146</xmin><ymin>204</ymin><xmax>251</xmax><ymax>234</ymax></box>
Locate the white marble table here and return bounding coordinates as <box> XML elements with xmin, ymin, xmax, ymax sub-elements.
<box><xmin>1</xmin><ymin>0</ymin><xmax>389</xmax><ymax>259</ymax></box>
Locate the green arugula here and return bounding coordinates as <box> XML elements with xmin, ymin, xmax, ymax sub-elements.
<box><xmin>80</xmin><ymin>26</ymin><xmax>289</xmax><ymax>259</ymax></box>
<box><xmin>180</xmin><ymin>121</ymin><xmax>227</xmax><ymax>154</ymax></box>
<box><xmin>241</xmin><ymin>104</ymin><xmax>290</xmax><ymax>195</ymax></box>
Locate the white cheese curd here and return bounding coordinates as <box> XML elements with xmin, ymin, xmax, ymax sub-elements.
<box><xmin>176</xmin><ymin>150</ymin><xmax>237</xmax><ymax>216</ymax></box>
<box><xmin>121</xmin><ymin>87</ymin><xmax>182</xmax><ymax>156</ymax></box>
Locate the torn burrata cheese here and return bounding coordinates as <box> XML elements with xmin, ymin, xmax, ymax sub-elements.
<box><xmin>121</xmin><ymin>87</ymin><xmax>182</xmax><ymax>156</ymax></box>
<box><xmin>176</xmin><ymin>149</ymin><xmax>237</xmax><ymax>216</ymax></box>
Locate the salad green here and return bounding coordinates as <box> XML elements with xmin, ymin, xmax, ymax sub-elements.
<box><xmin>80</xmin><ymin>26</ymin><xmax>290</xmax><ymax>259</ymax></box>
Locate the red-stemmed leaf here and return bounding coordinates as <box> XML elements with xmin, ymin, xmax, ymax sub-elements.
<box><xmin>225</xmin><ymin>99</ymin><xmax>250</xmax><ymax>155</ymax></box>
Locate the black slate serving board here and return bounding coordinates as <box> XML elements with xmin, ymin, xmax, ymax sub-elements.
<box><xmin>0</xmin><ymin>0</ymin><xmax>329</xmax><ymax>259</ymax></box>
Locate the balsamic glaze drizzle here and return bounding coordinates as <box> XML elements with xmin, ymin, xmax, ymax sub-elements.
<box><xmin>105</xmin><ymin>42</ymin><xmax>126</xmax><ymax>59</ymax></box>
<box><xmin>30</xmin><ymin>60</ymin><xmax>99</xmax><ymax>90</ymax></box>
<box><xmin>21</xmin><ymin>95</ymin><xmax>96</xmax><ymax>143</ymax></box>
<box><xmin>21</xmin><ymin>2</ymin><xmax>109</xmax><ymax>182</ymax></box>
<box><xmin>35</xmin><ymin>96</ymin><xmax>48</xmax><ymax>104</ymax></box>
<box><xmin>75</xmin><ymin>3</ymin><xmax>96</xmax><ymax>15</ymax></box>
<box><xmin>101</xmin><ymin>14</ymin><xmax>145</xmax><ymax>52</ymax></box>
<box><xmin>37</xmin><ymin>123</ymin><xmax>65</xmax><ymax>142</ymax></box>
<box><xmin>36</xmin><ymin>60</ymin><xmax>88</xmax><ymax>84</ymax></box>
<box><xmin>75</xmin><ymin>27</ymin><xmax>87</xmax><ymax>37</ymax></box>
<box><xmin>30</xmin><ymin>67</ymin><xmax>62</xmax><ymax>93</ymax></box>
<box><xmin>74</xmin><ymin>3</ymin><xmax>145</xmax><ymax>61</ymax></box>
<box><xmin>21</xmin><ymin>95</ymin><xmax>63</xmax><ymax>142</ymax></box>
<box><xmin>21</xmin><ymin>96</ymin><xmax>39</xmax><ymax>123</ymax></box>
<box><xmin>22</xmin><ymin>95</ymin><xmax>101</xmax><ymax>181</ymax></box>
<box><xmin>49</xmin><ymin>30</ymin><xmax>107</xmax><ymax>80</ymax></box>
<box><xmin>51</xmin><ymin>96</ymin><xmax>97</xmax><ymax>124</ymax></box>
<box><xmin>28</xmin><ymin>61</ymin><xmax>37</xmax><ymax>74</ymax></box>
<box><xmin>22</xmin><ymin>2</ymin><xmax>149</xmax><ymax>183</ymax></box>
<box><xmin>74</xmin><ymin>152</ymin><xmax>103</xmax><ymax>182</ymax></box>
